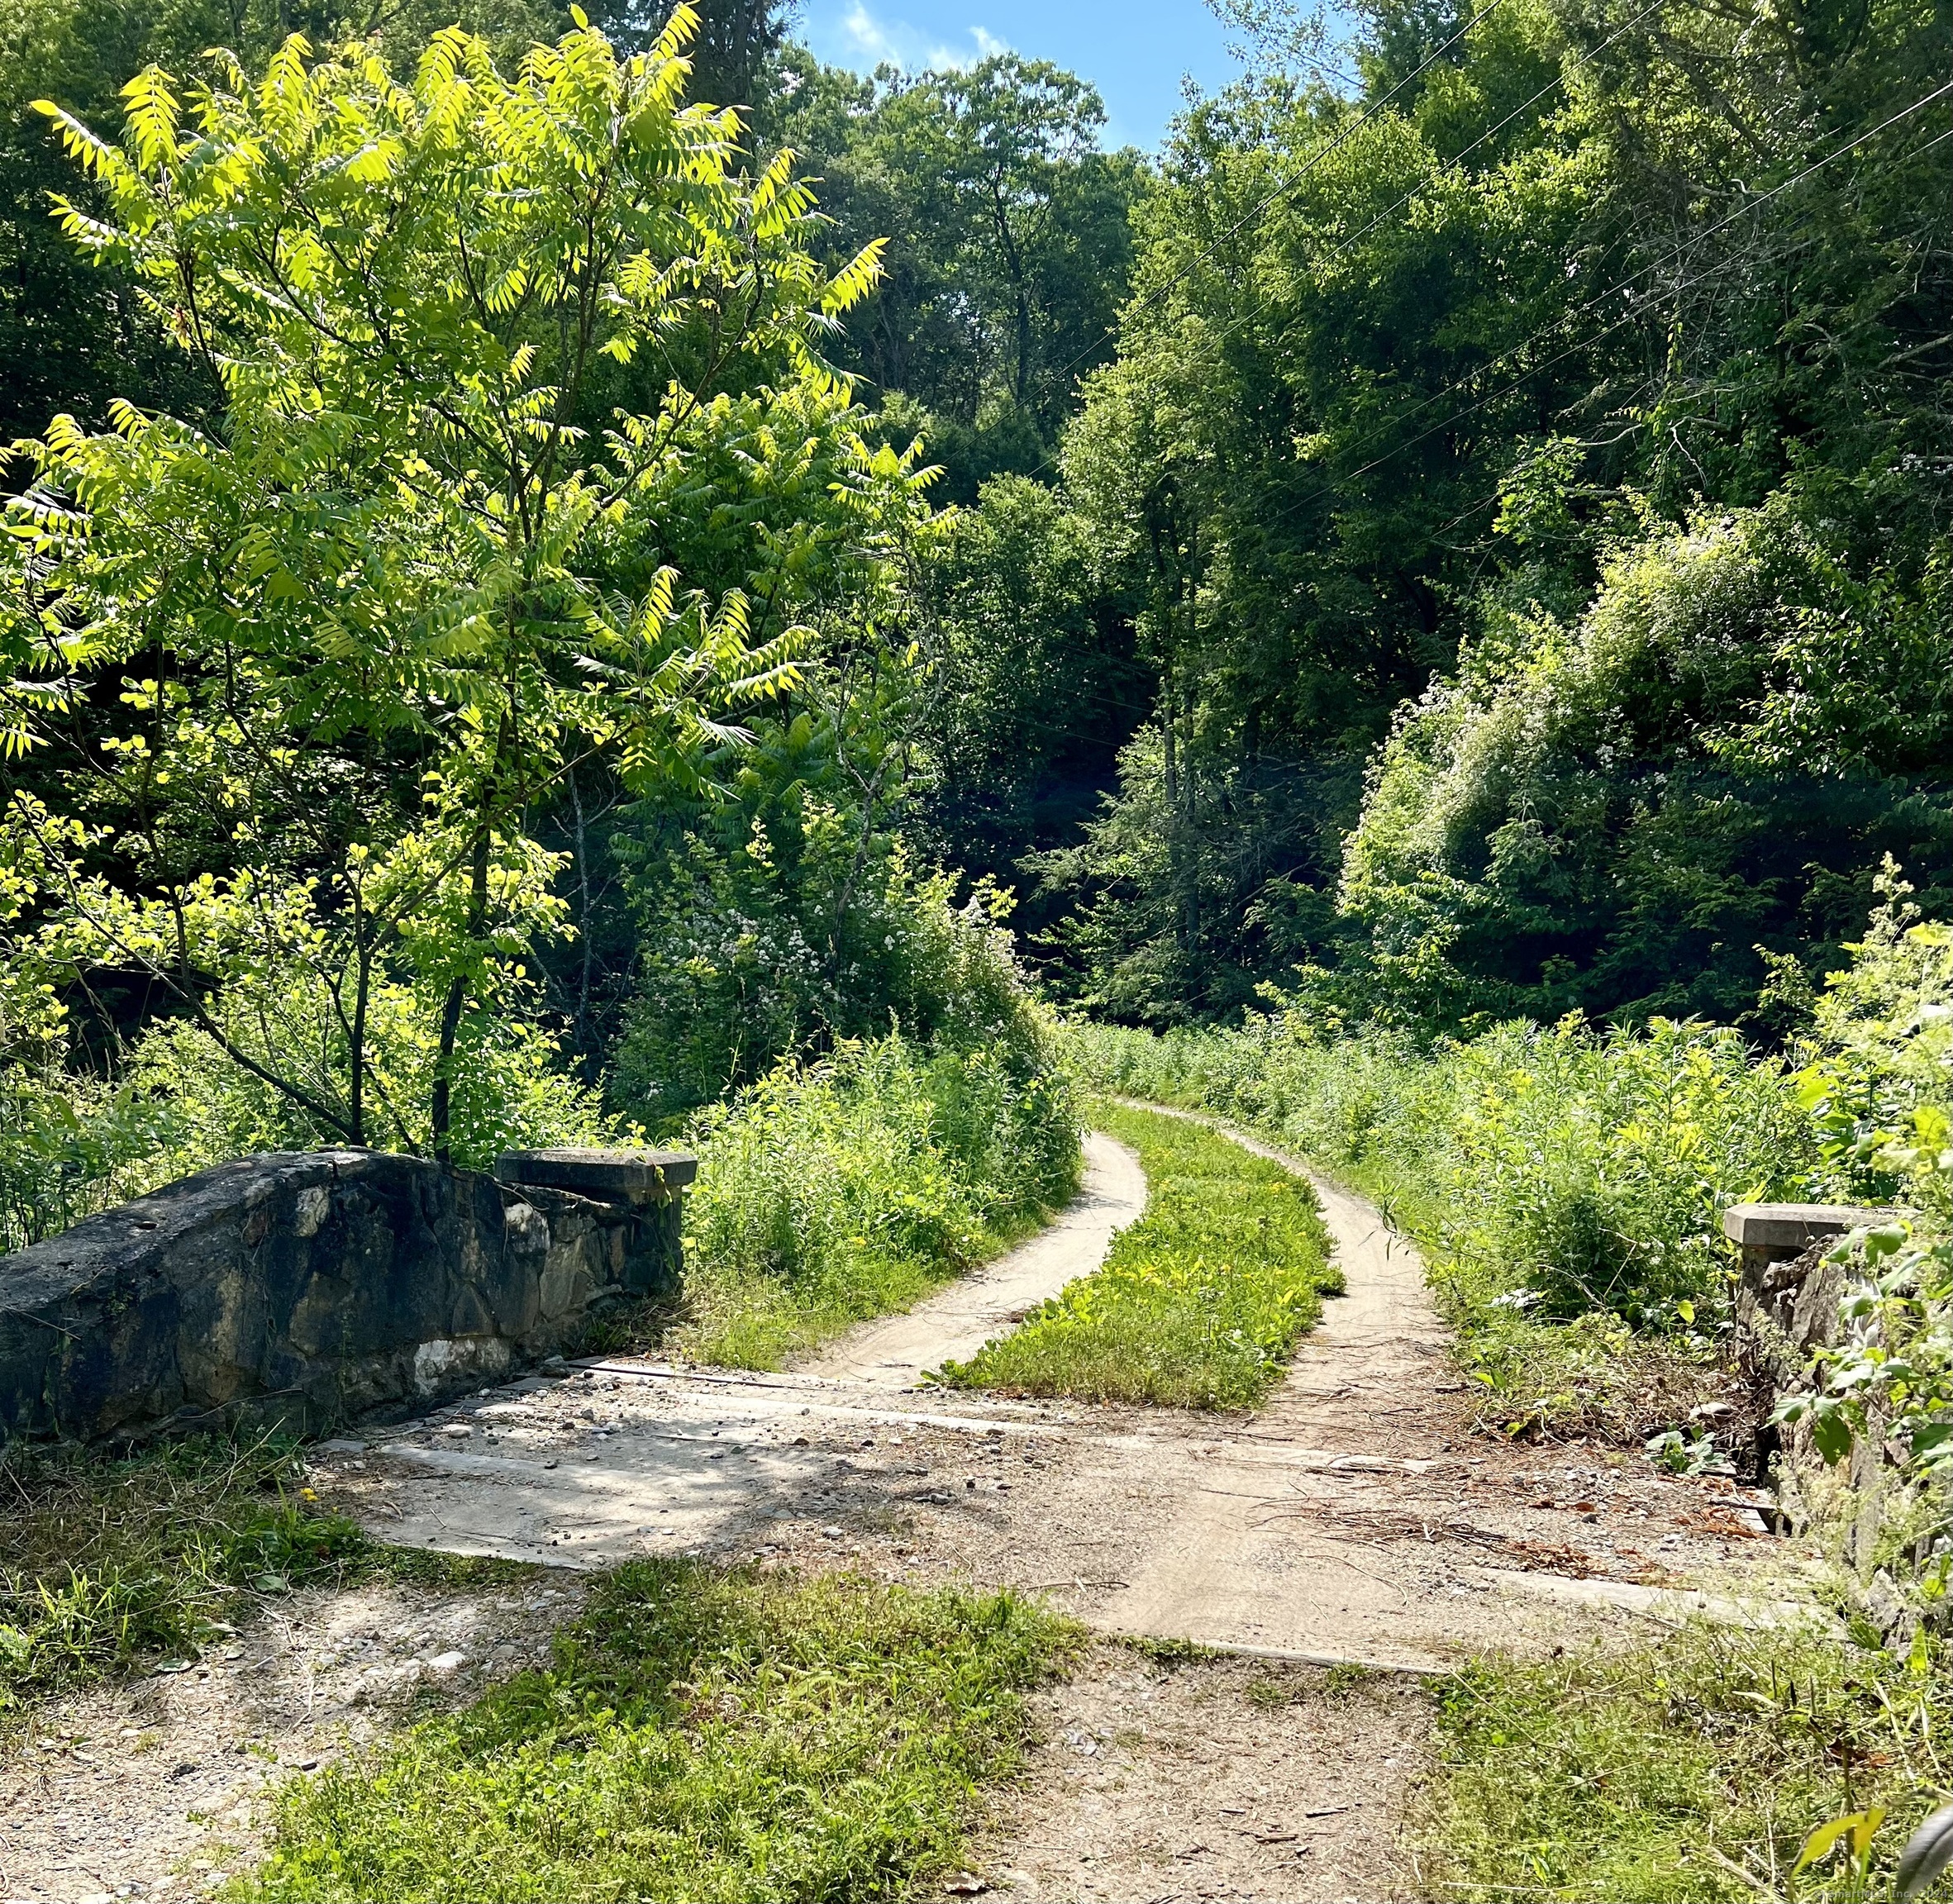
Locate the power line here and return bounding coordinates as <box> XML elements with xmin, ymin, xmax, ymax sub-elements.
<box><xmin>1169</xmin><ymin>0</ymin><xmax>1666</xmax><ymax>370</ymax></box>
<box><xmin>1217</xmin><ymin>73</ymin><xmax>1953</xmax><ymax>542</ymax></box>
<box><xmin>910</xmin><ymin>94</ymin><xmax>1953</xmax><ymax>764</ymax></box>
<box><xmin>885</xmin><ymin>74</ymin><xmax>1953</xmax><ymax>773</ymax></box>
<box><xmin>1014</xmin><ymin>0</ymin><xmax>1651</xmax><ymax>492</ymax></box>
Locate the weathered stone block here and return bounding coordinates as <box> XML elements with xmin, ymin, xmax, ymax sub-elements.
<box><xmin>497</xmin><ymin>1147</ymin><xmax>698</xmax><ymax>1204</ymax></box>
<box><xmin>0</xmin><ymin>1145</ymin><xmax>695</xmax><ymax>1447</ymax></box>
<box><xmin>1722</xmin><ymin>1202</ymin><xmax>1903</xmax><ymax>1277</ymax></box>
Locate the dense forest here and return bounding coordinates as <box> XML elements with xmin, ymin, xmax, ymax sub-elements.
<box><xmin>1</xmin><ymin>0</ymin><xmax>1949</xmax><ymax>1192</ymax></box>
<box><xmin>6</xmin><ymin>3</ymin><xmax>1953</xmax><ymax>1889</ymax></box>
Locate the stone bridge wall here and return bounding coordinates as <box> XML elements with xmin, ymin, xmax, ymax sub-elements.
<box><xmin>0</xmin><ymin>1145</ymin><xmax>694</xmax><ymax>1447</ymax></box>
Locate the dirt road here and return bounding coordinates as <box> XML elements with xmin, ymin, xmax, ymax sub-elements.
<box><xmin>808</xmin><ymin>1130</ymin><xmax>1149</xmax><ymax>1384</ymax></box>
<box><xmin>322</xmin><ymin>1112</ymin><xmax>1776</xmax><ymax>1666</ymax></box>
<box><xmin>4</xmin><ymin>1112</ymin><xmax>1793</xmax><ymax>1903</ymax></box>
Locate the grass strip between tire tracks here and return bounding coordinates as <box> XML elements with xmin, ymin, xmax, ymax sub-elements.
<box><xmin>940</xmin><ymin>1100</ymin><xmax>1341</xmax><ymax>1409</ymax></box>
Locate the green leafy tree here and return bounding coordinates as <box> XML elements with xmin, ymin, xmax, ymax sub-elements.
<box><xmin>584</xmin><ymin>0</ymin><xmax>793</xmax><ymax>107</ymax></box>
<box><xmin>765</xmin><ymin>50</ymin><xmax>1147</xmax><ymax>497</ymax></box>
<box><xmin>903</xmin><ymin>473</ymin><xmax>1146</xmax><ymax>916</ymax></box>
<box><xmin>1029</xmin><ymin>0</ymin><xmax>1953</xmax><ymax>1023</ymax></box>
<box><xmin>1338</xmin><ymin>503</ymin><xmax>1953</xmax><ymax>1032</ymax></box>
<box><xmin>2</xmin><ymin>8</ymin><xmax>884</xmax><ymax>1153</ymax></box>
<box><xmin>602</xmin><ymin>412</ymin><xmax>948</xmax><ymax>1116</ymax></box>
<box><xmin>0</xmin><ymin>0</ymin><xmax>582</xmax><ymax>440</ymax></box>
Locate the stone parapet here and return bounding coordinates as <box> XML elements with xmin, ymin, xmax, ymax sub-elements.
<box><xmin>1722</xmin><ymin>1202</ymin><xmax>1903</xmax><ymax>1274</ymax></box>
<box><xmin>1727</xmin><ymin>1200</ymin><xmax>1908</xmax><ymax>1485</ymax></box>
<box><xmin>497</xmin><ymin>1147</ymin><xmax>698</xmax><ymax>1204</ymax></box>
<box><xmin>0</xmin><ymin>1145</ymin><xmax>695</xmax><ymax>1447</ymax></box>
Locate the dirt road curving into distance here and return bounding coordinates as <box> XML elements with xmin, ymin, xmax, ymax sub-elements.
<box><xmin>803</xmin><ymin>1130</ymin><xmax>1148</xmax><ymax>1385</ymax></box>
<box><xmin>324</xmin><ymin>1106</ymin><xmax>1780</xmax><ymax>1657</ymax></box>
<box><xmin>2</xmin><ymin>1109</ymin><xmax>1798</xmax><ymax>1904</ymax></box>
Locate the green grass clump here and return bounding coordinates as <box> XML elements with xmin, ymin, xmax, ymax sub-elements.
<box><xmin>671</xmin><ymin>1033</ymin><xmax>1080</xmax><ymax>1368</ymax></box>
<box><xmin>941</xmin><ymin>1102</ymin><xmax>1339</xmax><ymax>1408</ymax></box>
<box><xmin>0</xmin><ymin>1438</ymin><xmax>372</xmax><ymax>1714</ymax></box>
<box><xmin>232</xmin><ymin>1560</ymin><xmax>1075</xmax><ymax>1903</ymax></box>
<box><xmin>1422</xmin><ymin>1623</ymin><xmax>1953</xmax><ymax>1902</ymax></box>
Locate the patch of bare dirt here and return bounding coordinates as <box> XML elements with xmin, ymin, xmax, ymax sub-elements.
<box><xmin>1</xmin><ymin>1116</ymin><xmax>1808</xmax><ymax>1902</ymax></box>
<box><xmin>0</xmin><ymin>1573</ymin><xmax>580</xmax><ymax>1904</ymax></box>
<box><xmin>968</xmin><ymin>1641</ymin><xmax>1433</xmax><ymax>1903</ymax></box>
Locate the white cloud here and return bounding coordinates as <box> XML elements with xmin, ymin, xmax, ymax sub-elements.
<box><xmin>840</xmin><ymin>2</ymin><xmax>900</xmax><ymax>62</ymax></box>
<box><xmin>824</xmin><ymin>2</ymin><xmax>1010</xmax><ymax>72</ymax></box>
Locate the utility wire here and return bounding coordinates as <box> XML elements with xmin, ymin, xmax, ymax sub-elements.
<box><xmin>909</xmin><ymin>106</ymin><xmax>1953</xmax><ymax>766</ymax></box>
<box><xmin>1375</xmin><ymin>113</ymin><xmax>1953</xmax><ymax>555</ymax></box>
<box><xmin>894</xmin><ymin>81</ymin><xmax>1953</xmax><ymax>768</ymax></box>
<box><xmin>1172</xmin><ymin>0</ymin><xmax>1667</xmax><ymax>369</ymax></box>
<box><xmin>1015</xmin><ymin>0</ymin><xmax>1646</xmax><ymax>490</ymax></box>
<box><xmin>1222</xmin><ymin>73</ymin><xmax>1953</xmax><ymax>540</ymax></box>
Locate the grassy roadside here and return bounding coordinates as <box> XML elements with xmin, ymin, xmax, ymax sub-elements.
<box><xmin>7</xmin><ymin>1444</ymin><xmax>1076</xmax><ymax>1902</ymax></box>
<box><xmin>231</xmin><ymin>1561</ymin><xmax>1074</xmax><ymax>1902</ymax></box>
<box><xmin>653</xmin><ymin>1036</ymin><xmax>1084</xmax><ymax>1370</ymax></box>
<box><xmin>0</xmin><ymin>1439</ymin><xmax>521</xmax><ymax>1722</ymax></box>
<box><xmin>1</xmin><ymin>1439</ymin><xmax>365</xmax><ymax>1717</ymax></box>
<box><xmin>1076</xmin><ymin>1033</ymin><xmax>1953</xmax><ymax>1903</ymax></box>
<box><xmin>1244</xmin><ymin>1128</ymin><xmax>1732</xmax><ymax>1449</ymax></box>
<box><xmin>1074</xmin><ymin>1026</ymin><xmax>1740</xmax><ymax>1446</ymax></box>
<box><xmin>941</xmin><ymin>1101</ymin><xmax>1340</xmax><ymax>1408</ymax></box>
<box><xmin>1417</xmin><ymin>1621</ymin><xmax>1953</xmax><ymax>1904</ymax></box>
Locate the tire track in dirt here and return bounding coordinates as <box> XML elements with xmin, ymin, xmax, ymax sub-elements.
<box><xmin>329</xmin><ymin>1107</ymin><xmax>1789</xmax><ymax>1655</ymax></box>
<box><xmin>1098</xmin><ymin>1102</ymin><xmax>1807</xmax><ymax>1669</ymax></box>
<box><xmin>801</xmin><ymin>1130</ymin><xmax>1148</xmax><ymax>1384</ymax></box>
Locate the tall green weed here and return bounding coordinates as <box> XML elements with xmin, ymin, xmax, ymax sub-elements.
<box><xmin>674</xmin><ymin>1032</ymin><xmax>1080</xmax><ymax>1368</ymax></box>
<box><xmin>1079</xmin><ymin>1013</ymin><xmax>1811</xmax><ymax>1322</ymax></box>
<box><xmin>617</xmin><ymin>797</ymin><xmax>1046</xmax><ymax>1126</ymax></box>
<box><xmin>1075</xmin><ymin>1013</ymin><xmax>1812</xmax><ymax>1439</ymax></box>
<box><xmin>1793</xmin><ymin>867</ymin><xmax>1953</xmax><ymax>1228</ymax></box>
<box><xmin>1422</xmin><ymin>1622</ymin><xmax>1953</xmax><ymax>1903</ymax></box>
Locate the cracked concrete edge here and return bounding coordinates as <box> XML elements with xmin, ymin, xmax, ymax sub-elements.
<box><xmin>1474</xmin><ymin>1564</ymin><xmax>1832</xmax><ymax>1630</ymax></box>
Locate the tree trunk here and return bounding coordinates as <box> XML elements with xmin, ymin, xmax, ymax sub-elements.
<box><xmin>569</xmin><ymin>762</ymin><xmax>595</xmax><ymax>1081</ymax></box>
<box><xmin>348</xmin><ymin>881</ymin><xmax>369</xmax><ymax>1148</ymax></box>
<box><xmin>431</xmin><ymin>825</ymin><xmax>492</xmax><ymax>1164</ymax></box>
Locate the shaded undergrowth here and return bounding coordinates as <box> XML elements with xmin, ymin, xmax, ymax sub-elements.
<box><xmin>941</xmin><ymin>1101</ymin><xmax>1338</xmax><ymax>1409</ymax></box>
<box><xmin>231</xmin><ymin>1560</ymin><xmax>1075</xmax><ymax>1902</ymax></box>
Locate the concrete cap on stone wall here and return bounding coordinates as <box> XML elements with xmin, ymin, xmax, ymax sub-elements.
<box><xmin>1722</xmin><ymin>1202</ymin><xmax>1904</xmax><ymax>1253</ymax></box>
<box><xmin>496</xmin><ymin>1148</ymin><xmax>698</xmax><ymax>1203</ymax></box>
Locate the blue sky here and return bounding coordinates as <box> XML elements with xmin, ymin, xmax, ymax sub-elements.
<box><xmin>798</xmin><ymin>0</ymin><xmax>1252</xmax><ymax>150</ymax></box>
